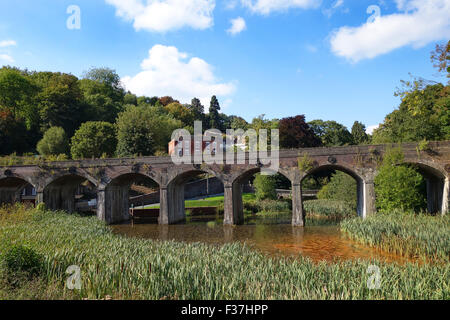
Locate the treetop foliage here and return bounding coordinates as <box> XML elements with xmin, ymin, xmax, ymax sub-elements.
<box><xmin>1</xmin><ymin>41</ymin><xmax>448</xmax><ymax>159</ymax></box>
<box><xmin>279</xmin><ymin>115</ymin><xmax>321</xmax><ymax>148</ymax></box>
<box><xmin>374</xmin><ymin>147</ymin><xmax>426</xmax><ymax>212</ymax></box>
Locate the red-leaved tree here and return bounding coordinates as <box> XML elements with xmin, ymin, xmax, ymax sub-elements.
<box><xmin>279</xmin><ymin>115</ymin><xmax>322</xmax><ymax>148</ymax></box>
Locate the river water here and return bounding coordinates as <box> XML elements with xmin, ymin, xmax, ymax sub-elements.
<box><xmin>111</xmin><ymin>214</ymin><xmax>412</xmax><ymax>264</ymax></box>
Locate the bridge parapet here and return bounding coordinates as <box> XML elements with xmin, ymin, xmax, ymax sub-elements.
<box><xmin>0</xmin><ymin>141</ymin><xmax>449</xmax><ymax>225</ymax></box>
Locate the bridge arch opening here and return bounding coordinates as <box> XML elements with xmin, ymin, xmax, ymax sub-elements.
<box><xmin>165</xmin><ymin>169</ymin><xmax>224</xmax><ymax>224</ymax></box>
<box><xmin>301</xmin><ymin>164</ymin><xmax>364</xmax><ymax>219</ymax></box>
<box><xmin>104</xmin><ymin>173</ymin><xmax>159</xmax><ymax>224</ymax></box>
<box><xmin>43</xmin><ymin>174</ymin><xmax>97</xmax><ymax>214</ymax></box>
<box><xmin>228</xmin><ymin>168</ymin><xmax>293</xmax><ymax>225</ymax></box>
<box><xmin>404</xmin><ymin>162</ymin><xmax>448</xmax><ymax>214</ymax></box>
<box><xmin>0</xmin><ymin>177</ymin><xmax>36</xmax><ymax>206</ymax></box>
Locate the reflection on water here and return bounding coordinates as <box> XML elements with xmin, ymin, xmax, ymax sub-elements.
<box><xmin>111</xmin><ymin>214</ymin><xmax>413</xmax><ymax>264</ymax></box>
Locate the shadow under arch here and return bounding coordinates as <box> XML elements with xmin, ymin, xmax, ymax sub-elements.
<box><xmin>0</xmin><ymin>175</ymin><xmax>36</xmax><ymax>205</ymax></box>
<box><xmin>43</xmin><ymin>173</ymin><xmax>98</xmax><ymax>213</ymax></box>
<box><xmin>103</xmin><ymin>172</ymin><xmax>159</xmax><ymax>224</ymax></box>
<box><xmin>164</xmin><ymin>169</ymin><xmax>224</xmax><ymax>224</ymax></box>
<box><xmin>228</xmin><ymin>167</ymin><xmax>293</xmax><ymax>225</ymax></box>
<box><xmin>404</xmin><ymin>161</ymin><xmax>449</xmax><ymax>214</ymax></box>
<box><xmin>301</xmin><ymin>164</ymin><xmax>365</xmax><ymax>218</ymax></box>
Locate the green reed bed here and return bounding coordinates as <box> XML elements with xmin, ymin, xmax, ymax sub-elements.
<box><xmin>341</xmin><ymin>211</ymin><xmax>450</xmax><ymax>263</ymax></box>
<box><xmin>252</xmin><ymin>199</ymin><xmax>357</xmax><ymax>225</ymax></box>
<box><xmin>246</xmin><ymin>199</ymin><xmax>291</xmax><ymax>214</ymax></box>
<box><xmin>303</xmin><ymin>200</ymin><xmax>356</xmax><ymax>221</ymax></box>
<box><xmin>252</xmin><ymin>200</ymin><xmax>356</xmax><ymax>226</ymax></box>
<box><xmin>0</xmin><ymin>205</ymin><xmax>448</xmax><ymax>300</ymax></box>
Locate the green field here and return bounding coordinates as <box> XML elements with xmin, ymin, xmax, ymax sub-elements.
<box><xmin>146</xmin><ymin>193</ymin><xmax>256</xmax><ymax>209</ymax></box>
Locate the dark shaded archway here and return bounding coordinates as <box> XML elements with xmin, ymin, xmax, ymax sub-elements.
<box><xmin>0</xmin><ymin>177</ymin><xmax>34</xmax><ymax>205</ymax></box>
<box><xmin>104</xmin><ymin>173</ymin><xmax>159</xmax><ymax>224</ymax></box>
<box><xmin>164</xmin><ymin>170</ymin><xmax>223</xmax><ymax>224</ymax></box>
<box><xmin>43</xmin><ymin>174</ymin><xmax>97</xmax><ymax>213</ymax></box>
<box><xmin>228</xmin><ymin>168</ymin><xmax>293</xmax><ymax>225</ymax></box>
<box><xmin>406</xmin><ymin>162</ymin><xmax>448</xmax><ymax>214</ymax></box>
<box><xmin>301</xmin><ymin>164</ymin><xmax>364</xmax><ymax>218</ymax></box>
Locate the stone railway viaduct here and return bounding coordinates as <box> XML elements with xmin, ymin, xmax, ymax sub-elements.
<box><xmin>0</xmin><ymin>141</ymin><xmax>449</xmax><ymax>226</ymax></box>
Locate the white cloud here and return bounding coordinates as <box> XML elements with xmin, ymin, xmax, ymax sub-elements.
<box><xmin>0</xmin><ymin>40</ymin><xmax>16</xmax><ymax>47</ymax></box>
<box><xmin>0</xmin><ymin>54</ymin><xmax>14</xmax><ymax>63</ymax></box>
<box><xmin>241</xmin><ymin>0</ymin><xmax>321</xmax><ymax>15</ymax></box>
<box><xmin>227</xmin><ymin>17</ymin><xmax>247</xmax><ymax>35</ymax></box>
<box><xmin>122</xmin><ymin>45</ymin><xmax>235</xmax><ymax>106</ymax></box>
<box><xmin>366</xmin><ymin>124</ymin><xmax>379</xmax><ymax>135</ymax></box>
<box><xmin>330</xmin><ymin>0</ymin><xmax>450</xmax><ymax>62</ymax></box>
<box><xmin>105</xmin><ymin>0</ymin><xmax>215</xmax><ymax>32</ymax></box>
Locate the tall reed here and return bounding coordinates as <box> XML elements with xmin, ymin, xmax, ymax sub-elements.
<box><xmin>0</xmin><ymin>205</ymin><xmax>448</xmax><ymax>300</ymax></box>
<box><xmin>341</xmin><ymin>211</ymin><xmax>450</xmax><ymax>262</ymax></box>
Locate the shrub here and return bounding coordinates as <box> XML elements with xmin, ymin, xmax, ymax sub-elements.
<box><xmin>317</xmin><ymin>171</ymin><xmax>357</xmax><ymax>208</ymax></box>
<box><xmin>2</xmin><ymin>245</ymin><xmax>43</xmax><ymax>279</ymax></box>
<box><xmin>374</xmin><ymin>147</ymin><xmax>426</xmax><ymax>212</ymax></box>
<box><xmin>243</xmin><ymin>199</ymin><xmax>260</xmax><ymax>213</ymax></box>
<box><xmin>297</xmin><ymin>153</ymin><xmax>313</xmax><ymax>172</ymax></box>
<box><xmin>36</xmin><ymin>126</ymin><xmax>69</xmax><ymax>156</ymax></box>
<box><xmin>70</xmin><ymin>121</ymin><xmax>117</xmax><ymax>159</ymax></box>
<box><xmin>253</xmin><ymin>174</ymin><xmax>277</xmax><ymax>200</ymax></box>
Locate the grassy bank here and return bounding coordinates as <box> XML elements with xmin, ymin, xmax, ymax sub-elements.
<box><xmin>147</xmin><ymin>194</ymin><xmax>256</xmax><ymax>209</ymax></box>
<box><xmin>341</xmin><ymin>211</ymin><xmax>450</xmax><ymax>263</ymax></box>
<box><xmin>0</xmin><ymin>204</ymin><xmax>448</xmax><ymax>300</ymax></box>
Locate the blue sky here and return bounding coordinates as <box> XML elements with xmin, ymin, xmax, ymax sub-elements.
<box><xmin>0</xmin><ymin>0</ymin><xmax>449</xmax><ymax>133</ymax></box>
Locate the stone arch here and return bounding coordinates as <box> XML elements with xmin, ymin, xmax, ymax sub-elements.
<box><xmin>404</xmin><ymin>160</ymin><xmax>449</xmax><ymax>214</ymax></box>
<box><xmin>301</xmin><ymin>164</ymin><xmax>367</xmax><ymax>218</ymax></box>
<box><xmin>225</xmin><ymin>167</ymin><xmax>295</xmax><ymax>225</ymax></box>
<box><xmin>163</xmin><ymin>168</ymin><xmax>224</xmax><ymax>224</ymax></box>
<box><xmin>302</xmin><ymin>163</ymin><xmax>364</xmax><ymax>183</ymax></box>
<box><xmin>40</xmin><ymin>170</ymin><xmax>99</xmax><ymax>192</ymax></box>
<box><xmin>0</xmin><ymin>173</ymin><xmax>37</xmax><ymax>205</ymax></box>
<box><xmin>101</xmin><ymin>172</ymin><xmax>160</xmax><ymax>224</ymax></box>
<box><xmin>42</xmin><ymin>172</ymin><xmax>98</xmax><ymax>213</ymax></box>
<box><xmin>228</xmin><ymin>166</ymin><xmax>290</xmax><ymax>186</ymax></box>
<box><xmin>166</xmin><ymin>166</ymin><xmax>223</xmax><ymax>187</ymax></box>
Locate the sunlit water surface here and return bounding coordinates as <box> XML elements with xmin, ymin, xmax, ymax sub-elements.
<box><xmin>111</xmin><ymin>214</ymin><xmax>414</xmax><ymax>264</ymax></box>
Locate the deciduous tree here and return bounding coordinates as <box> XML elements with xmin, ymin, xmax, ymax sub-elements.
<box><xmin>279</xmin><ymin>115</ymin><xmax>321</xmax><ymax>148</ymax></box>
<box><xmin>351</xmin><ymin>121</ymin><xmax>369</xmax><ymax>145</ymax></box>
<box><xmin>308</xmin><ymin>119</ymin><xmax>353</xmax><ymax>146</ymax></box>
<box><xmin>70</xmin><ymin>121</ymin><xmax>117</xmax><ymax>159</ymax></box>
<box><xmin>36</xmin><ymin>126</ymin><xmax>69</xmax><ymax>156</ymax></box>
